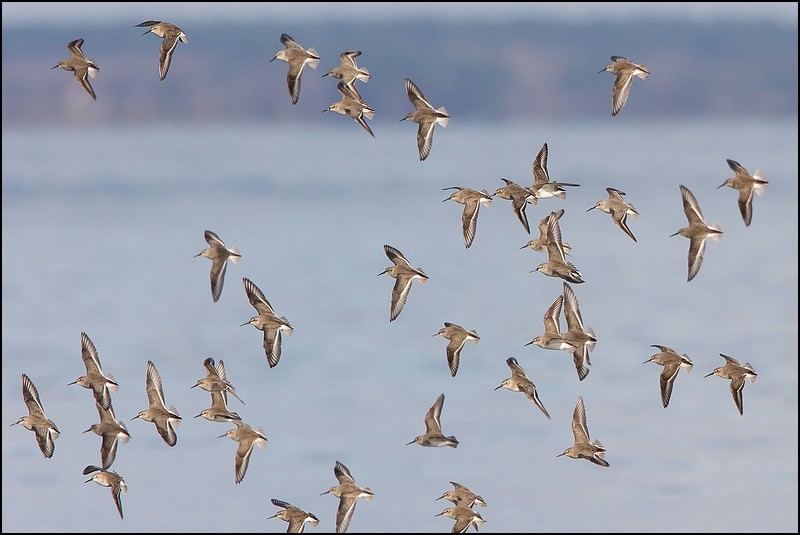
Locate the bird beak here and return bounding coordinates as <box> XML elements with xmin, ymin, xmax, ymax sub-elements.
<box><xmin>716</xmin><ymin>183</ymin><xmax>726</xmax><ymax>189</ymax></box>
<box><xmin>67</xmin><ymin>380</ymin><xmax>77</xmax><ymax>386</ymax></box>
<box><xmin>85</xmin><ymin>478</ymin><xmax>93</xmax><ymax>483</ymax></box>
<box><xmin>190</xmin><ymin>383</ymin><xmax>198</xmax><ymax>389</ymax></box>
<box><xmin>319</xmin><ymin>490</ymin><xmax>330</xmax><ymax>496</ymax></box>
<box><xmin>218</xmin><ymin>434</ymin><xmax>227</xmax><ymax>439</ymax></box>
<box><xmin>240</xmin><ymin>322</ymin><xmax>249</xmax><ymax>327</ymax></box>
<box><xmin>405</xmin><ymin>440</ymin><xmax>415</xmax><ymax>446</ymax></box>
<box><xmin>442</xmin><ymin>197</ymin><xmax>450</xmax><ymax>202</ymax></box>
<box><xmin>556</xmin><ymin>452</ymin><xmax>565</xmax><ymax>458</ymax></box>
<box><xmin>642</xmin><ymin>359</ymin><xmax>651</xmax><ymax>364</ymax></box>
<box><xmin>193</xmin><ymin>413</ymin><xmax>202</xmax><ymax>418</ymax></box>
<box><xmin>51</xmin><ymin>64</ymin><xmax>59</xmax><ymax>69</ymax></box>
<box><xmin>130</xmin><ymin>415</ymin><xmax>139</xmax><ymax>420</ymax></box>
<box><xmin>142</xmin><ymin>29</ymin><xmax>151</xmax><ymax>35</ymax></box>
<box><xmin>704</xmin><ymin>372</ymin><xmax>714</xmax><ymax>378</ymax></box>
<box><xmin>82</xmin><ymin>428</ymin><xmax>92</xmax><ymax>434</ymax></box>
<box><xmin>435</xmin><ymin>512</ymin><xmax>445</xmax><ymax>517</ymax></box>
<box><xmin>669</xmin><ymin>231</ymin><xmax>680</xmax><ymax>237</ymax></box>
<box><xmin>597</xmin><ymin>68</ymin><xmax>606</xmax><ymax>74</ymax></box>
<box><xmin>321</xmin><ymin>72</ymin><xmax>329</xmax><ymax>78</ymax></box>
<box><xmin>494</xmin><ymin>384</ymin><xmax>503</xmax><ymax>390</ymax></box>
<box><xmin>269</xmin><ymin>56</ymin><xmax>277</xmax><ymax>63</ymax></box>
<box><xmin>586</xmin><ymin>206</ymin><xmax>596</xmax><ymax>212</ymax></box>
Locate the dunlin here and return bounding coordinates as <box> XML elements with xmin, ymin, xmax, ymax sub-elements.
<box><xmin>530</xmin><ymin>143</ymin><xmax>580</xmax><ymax>201</ymax></box>
<box><xmin>241</xmin><ymin>277</ymin><xmax>294</xmax><ymax>368</ymax></box>
<box><xmin>406</xmin><ymin>393</ymin><xmax>459</xmax><ymax>448</ymax></box>
<box><xmin>493</xmin><ymin>178</ymin><xmax>537</xmax><ymax>233</ymax></box>
<box><xmin>322</xmin><ymin>50</ymin><xmax>370</xmax><ymax>88</ymax></box>
<box><xmin>717</xmin><ymin>158</ymin><xmax>768</xmax><ymax>227</ymax></box>
<box><xmin>436</xmin><ymin>505</ymin><xmax>486</xmax><ymax>533</ymax></box>
<box><xmin>320</xmin><ymin>461</ymin><xmax>374</xmax><ymax>533</ymax></box>
<box><xmin>68</xmin><ymin>332</ymin><xmax>118</xmax><ymax>411</ymax></box>
<box><xmin>672</xmin><ymin>184</ymin><xmax>723</xmax><ymax>282</ymax></box>
<box><xmin>561</xmin><ymin>282</ymin><xmax>596</xmax><ymax>381</ymax></box>
<box><xmin>219</xmin><ymin>420</ymin><xmax>268</xmax><ymax>484</ymax></box>
<box><xmin>131</xmin><ymin>360</ymin><xmax>181</xmax><ymax>446</ymax></box>
<box><xmin>323</xmin><ymin>80</ymin><xmax>376</xmax><ymax>137</ymax></box>
<box><xmin>520</xmin><ymin>209</ymin><xmax>572</xmax><ymax>256</ymax></box>
<box><xmin>194</xmin><ymin>229</ymin><xmax>241</xmax><ymax>303</ymax></box>
<box><xmin>83</xmin><ymin>401</ymin><xmax>131</xmax><ymax>469</ymax></box>
<box><xmin>135</xmin><ymin>20</ymin><xmax>188</xmax><ymax>81</ymax></box>
<box><xmin>84</xmin><ymin>465</ymin><xmax>127</xmax><ymax>520</ymax></box>
<box><xmin>599</xmin><ymin>55</ymin><xmax>649</xmax><ymax>116</ymax></box>
<box><xmin>587</xmin><ymin>187</ymin><xmax>639</xmax><ymax>242</ymax></box>
<box><xmin>533</xmin><ymin>210</ymin><xmax>584</xmax><ymax>284</ymax></box>
<box><xmin>194</xmin><ymin>388</ymin><xmax>242</xmax><ymax>423</ymax></box>
<box><xmin>442</xmin><ymin>186</ymin><xmax>493</xmax><ymax>248</ymax></box>
<box><xmin>400</xmin><ymin>78</ymin><xmax>449</xmax><ymax>161</ymax></box>
<box><xmin>558</xmin><ymin>396</ymin><xmax>609</xmax><ymax>467</ymax></box>
<box><xmin>433</xmin><ymin>322</ymin><xmax>480</xmax><ymax>377</ymax></box>
<box><xmin>495</xmin><ymin>357</ymin><xmax>551</xmax><ymax>419</ymax></box>
<box><xmin>192</xmin><ymin>357</ymin><xmax>245</xmax><ymax>404</ymax></box>
<box><xmin>378</xmin><ymin>244</ymin><xmax>428</xmax><ymax>321</ymax></box>
<box><xmin>268</xmin><ymin>498</ymin><xmax>320</xmax><ymax>533</ymax></box>
<box><xmin>12</xmin><ymin>374</ymin><xmax>60</xmax><ymax>459</ymax></box>
<box><xmin>271</xmin><ymin>33</ymin><xmax>320</xmax><ymax>105</ymax></box>
<box><xmin>524</xmin><ymin>293</ymin><xmax>576</xmax><ymax>352</ymax></box>
<box><xmin>52</xmin><ymin>38</ymin><xmax>99</xmax><ymax>100</ymax></box>
<box><xmin>643</xmin><ymin>345</ymin><xmax>694</xmax><ymax>408</ymax></box>
<box><xmin>435</xmin><ymin>481</ymin><xmax>487</xmax><ymax>508</ymax></box>
<box><xmin>705</xmin><ymin>354</ymin><xmax>757</xmax><ymax>415</ymax></box>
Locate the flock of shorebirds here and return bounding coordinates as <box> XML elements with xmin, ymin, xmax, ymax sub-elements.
<box><xmin>14</xmin><ymin>19</ymin><xmax>770</xmax><ymax>533</ymax></box>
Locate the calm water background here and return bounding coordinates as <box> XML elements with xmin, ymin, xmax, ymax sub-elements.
<box><xmin>2</xmin><ymin>118</ymin><xmax>798</xmax><ymax>532</ymax></box>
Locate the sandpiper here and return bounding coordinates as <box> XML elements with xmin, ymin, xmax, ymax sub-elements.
<box><xmin>135</xmin><ymin>20</ymin><xmax>188</xmax><ymax>81</ymax></box>
<box><xmin>433</xmin><ymin>322</ymin><xmax>480</xmax><ymax>377</ymax></box>
<box><xmin>131</xmin><ymin>360</ymin><xmax>181</xmax><ymax>446</ymax></box>
<box><xmin>219</xmin><ymin>419</ymin><xmax>268</xmax><ymax>484</ymax></box>
<box><xmin>83</xmin><ymin>401</ymin><xmax>131</xmax><ymax>469</ymax></box>
<box><xmin>587</xmin><ymin>187</ymin><xmax>639</xmax><ymax>242</ymax></box>
<box><xmin>320</xmin><ymin>461</ymin><xmax>374</xmax><ymax>533</ymax></box>
<box><xmin>533</xmin><ymin>210</ymin><xmax>584</xmax><ymax>284</ymax></box>
<box><xmin>705</xmin><ymin>354</ymin><xmax>757</xmax><ymax>415</ymax></box>
<box><xmin>271</xmin><ymin>33</ymin><xmax>320</xmax><ymax>105</ymax></box>
<box><xmin>52</xmin><ymin>38</ymin><xmax>99</xmax><ymax>100</ymax></box>
<box><xmin>524</xmin><ymin>293</ymin><xmax>576</xmax><ymax>352</ymax></box>
<box><xmin>241</xmin><ymin>277</ymin><xmax>294</xmax><ymax>368</ymax></box>
<box><xmin>493</xmin><ymin>178</ymin><xmax>537</xmax><ymax>234</ymax></box>
<box><xmin>717</xmin><ymin>159</ymin><xmax>768</xmax><ymax>227</ymax></box>
<box><xmin>194</xmin><ymin>230</ymin><xmax>241</xmax><ymax>303</ymax></box>
<box><xmin>322</xmin><ymin>50</ymin><xmax>370</xmax><ymax>88</ymax></box>
<box><xmin>495</xmin><ymin>357</ymin><xmax>551</xmax><ymax>419</ymax></box>
<box><xmin>406</xmin><ymin>393</ymin><xmax>459</xmax><ymax>448</ymax></box>
<box><xmin>520</xmin><ymin>209</ymin><xmax>572</xmax><ymax>256</ymax></box>
<box><xmin>84</xmin><ymin>465</ymin><xmax>127</xmax><ymax>520</ymax></box>
<box><xmin>268</xmin><ymin>498</ymin><xmax>320</xmax><ymax>533</ymax></box>
<box><xmin>436</xmin><ymin>505</ymin><xmax>486</xmax><ymax>533</ymax></box>
<box><xmin>442</xmin><ymin>186</ymin><xmax>493</xmax><ymax>248</ymax></box>
<box><xmin>435</xmin><ymin>481</ymin><xmax>487</xmax><ymax>508</ymax></box>
<box><xmin>599</xmin><ymin>55</ymin><xmax>649</xmax><ymax>116</ymax></box>
<box><xmin>379</xmin><ymin>244</ymin><xmax>428</xmax><ymax>321</ymax></box>
<box><xmin>561</xmin><ymin>282</ymin><xmax>596</xmax><ymax>381</ymax></box>
<box><xmin>323</xmin><ymin>80</ymin><xmax>376</xmax><ymax>137</ymax></box>
<box><xmin>194</xmin><ymin>388</ymin><xmax>242</xmax><ymax>423</ymax></box>
<box><xmin>530</xmin><ymin>143</ymin><xmax>580</xmax><ymax>201</ymax></box>
<box><xmin>643</xmin><ymin>345</ymin><xmax>694</xmax><ymax>408</ymax></box>
<box><xmin>558</xmin><ymin>396</ymin><xmax>609</xmax><ymax>467</ymax></box>
<box><xmin>68</xmin><ymin>332</ymin><xmax>118</xmax><ymax>411</ymax></box>
<box><xmin>192</xmin><ymin>357</ymin><xmax>245</xmax><ymax>404</ymax></box>
<box><xmin>12</xmin><ymin>374</ymin><xmax>60</xmax><ymax>459</ymax></box>
<box><xmin>400</xmin><ymin>78</ymin><xmax>449</xmax><ymax>161</ymax></box>
<box><xmin>672</xmin><ymin>184</ymin><xmax>723</xmax><ymax>282</ymax></box>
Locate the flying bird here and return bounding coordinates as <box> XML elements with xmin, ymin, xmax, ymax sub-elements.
<box><xmin>671</xmin><ymin>185</ymin><xmax>723</xmax><ymax>282</ymax></box>
<box><xmin>599</xmin><ymin>55</ymin><xmax>649</xmax><ymax>116</ymax></box>
<box><xmin>378</xmin><ymin>244</ymin><xmax>428</xmax><ymax>321</ymax></box>
<box><xmin>271</xmin><ymin>33</ymin><xmax>320</xmax><ymax>105</ymax></box>
<box><xmin>52</xmin><ymin>38</ymin><xmax>99</xmax><ymax>100</ymax></box>
<box><xmin>12</xmin><ymin>374</ymin><xmax>60</xmax><ymax>458</ymax></box>
<box><xmin>558</xmin><ymin>396</ymin><xmax>609</xmax><ymax>467</ymax></box>
<box><xmin>194</xmin><ymin>230</ymin><xmax>241</xmax><ymax>303</ymax></box>
<box><xmin>400</xmin><ymin>78</ymin><xmax>449</xmax><ymax>161</ymax></box>
<box><xmin>241</xmin><ymin>277</ymin><xmax>293</xmax><ymax>368</ymax></box>
<box><xmin>135</xmin><ymin>20</ymin><xmax>188</xmax><ymax>81</ymax></box>
<box><xmin>442</xmin><ymin>186</ymin><xmax>493</xmax><ymax>248</ymax></box>
<box><xmin>717</xmin><ymin>158</ymin><xmax>768</xmax><ymax>227</ymax></box>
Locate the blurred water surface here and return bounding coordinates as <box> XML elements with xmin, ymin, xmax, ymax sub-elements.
<box><xmin>2</xmin><ymin>118</ymin><xmax>797</xmax><ymax>532</ymax></box>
